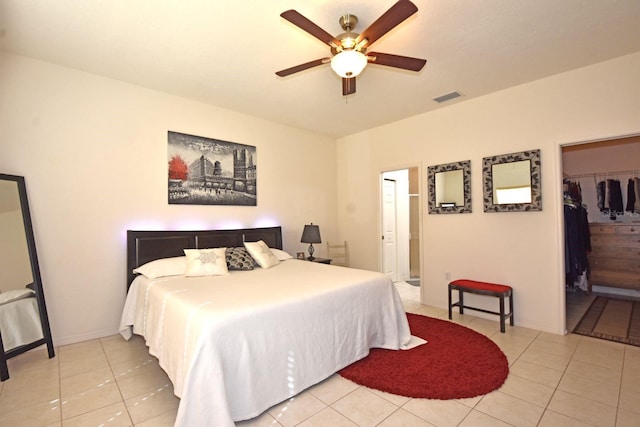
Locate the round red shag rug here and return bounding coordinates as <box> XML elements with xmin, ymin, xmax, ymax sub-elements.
<box><xmin>339</xmin><ymin>313</ymin><xmax>509</xmax><ymax>399</ymax></box>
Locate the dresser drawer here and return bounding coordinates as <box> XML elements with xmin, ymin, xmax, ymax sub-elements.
<box><xmin>590</xmin><ymin>234</ymin><xmax>640</xmax><ymax>248</ymax></box>
<box><xmin>615</xmin><ymin>224</ymin><xmax>640</xmax><ymax>234</ymax></box>
<box><xmin>588</xmin><ymin>256</ymin><xmax>640</xmax><ymax>272</ymax></box>
<box><xmin>589</xmin><ymin>224</ymin><xmax>617</xmax><ymax>234</ymax></box>
<box><xmin>588</xmin><ymin>245</ymin><xmax>640</xmax><ymax>260</ymax></box>
<box><xmin>589</xmin><ymin>270</ymin><xmax>640</xmax><ymax>289</ymax></box>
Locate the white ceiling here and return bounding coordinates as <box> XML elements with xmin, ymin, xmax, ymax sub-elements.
<box><xmin>1</xmin><ymin>0</ymin><xmax>639</xmax><ymax>138</ymax></box>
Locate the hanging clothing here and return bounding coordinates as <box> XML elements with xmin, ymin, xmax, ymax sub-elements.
<box><xmin>597</xmin><ymin>180</ymin><xmax>606</xmax><ymax>211</ymax></box>
<box><xmin>607</xmin><ymin>179</ymin><xmax>623</xmax><ymax>218</ymax></box>
<box><xmin>635</xmin><ymin>177</ymin><xmax>640</xmax><ymax>213</ymax></box>
<box><xmin>626</xmin><ymin>179</ymin><xmax>636</xmax><ymax>212</ymax></box>
<box><xmin>563</xmin><ymin>179</ymin><xmax>591</xmax><ymax>291</ymax></box>
<box><xmin>566</xmin><ymin>181</ymin><xmax>582</xmax><ymax>205</ymax></box>
<box><xmin>564</xmin><ymin>204</ymin><xmax>590</xmax><ymax>287</ymax></box>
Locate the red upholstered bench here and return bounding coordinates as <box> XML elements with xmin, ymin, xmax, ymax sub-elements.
<box><xmin>448</xmin><ymin>279</ymin><xmax>514</xmax><ymax>333</ymax></box>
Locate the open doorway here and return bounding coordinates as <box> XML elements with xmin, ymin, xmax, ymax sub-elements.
<box><xmin>562</xmin><ymin>134</ymin><xmax>640</xmax><ymax>333</ymax></box>
<box><xmin>380</xmin><ymin>167</ymin><xmax>421</xmax><ymax>302</ymax></box>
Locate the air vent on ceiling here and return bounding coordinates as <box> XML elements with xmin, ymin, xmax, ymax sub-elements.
<box><xmin>433</xmin><ymin>91</ymin><xmax>462</xmax><ymax>103</ymax></box>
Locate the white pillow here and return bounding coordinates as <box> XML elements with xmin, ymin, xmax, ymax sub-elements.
<box><xmin>133</xmin><ymin>256</ymin><xmax>186</xmax><ymax>279</ymax></box>
<box><xmin>184</xmin><ymin>248</ymin><xmax>229</xmax><ymax>277</ymax></box>
<box><xmin>0</xmin><ymin>289</ymin><xmax>35</xmax><ymax>306</ymax></box>
<box><xmin>244</xmin><ymin>240</ymin><xmax>280</xmax><ymax>269</ymax></box>
<box><xmin>269</xmin><ymin>248</ymin><xmax>293</xmax><ymax>261</ymax></box>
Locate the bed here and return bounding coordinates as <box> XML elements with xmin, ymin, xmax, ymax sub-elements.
<box><xmin>119</xmin><ymin>226</ymin><xmax>412</xmax><ymax>426</ymax></box>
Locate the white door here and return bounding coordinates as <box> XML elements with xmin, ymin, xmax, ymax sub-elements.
<box><xmin>382</xmin><ymin>178</ymin><xmax>398</xmax><ymax>281</ymax></box>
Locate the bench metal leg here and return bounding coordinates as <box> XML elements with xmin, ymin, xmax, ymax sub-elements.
<box><xmin>499</xmin><ymin>295</ymin><xmax>506</xmax><ymax>333</ymax></box>
<box><xmin>448</xmin><ymin>287</ymin><xmax>465</xmax><ymax>318</ymax></box>
<box><xmin>509</xmin><ymin>294</ymin><xmax>514</xmax><ymax>326</ymax></box>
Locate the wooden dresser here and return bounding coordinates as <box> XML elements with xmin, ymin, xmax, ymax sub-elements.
<box><xmin>588</xmin><ymin>222</ymin><xmax>640</xmax><ymax>291</ymax></box>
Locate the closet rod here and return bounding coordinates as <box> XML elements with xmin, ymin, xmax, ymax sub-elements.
<box><xmin>566</xmin><ymin>169</ymin><xmax>640</xmax><ymax>179</ymax></box>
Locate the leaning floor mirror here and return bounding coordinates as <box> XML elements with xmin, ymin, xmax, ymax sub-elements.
<box><xmin>428</xmin><ymin>160</ymin><xmax>472</xmax><ymax>214</ymax></box>
<box><xmin>0</xmin><ymin>174</ymin><xmax>55</xmax><ymax>381</ymax></box>
<box><xmin>482</xmin><ymin>149</ymin><xmax>542</xmax><ymax>212</ymax></box>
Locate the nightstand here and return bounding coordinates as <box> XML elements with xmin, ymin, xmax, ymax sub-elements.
<box><xmin>308</xmin><ymin>257</ymin><xmax>332</xmax><ymax>265</ymax></box>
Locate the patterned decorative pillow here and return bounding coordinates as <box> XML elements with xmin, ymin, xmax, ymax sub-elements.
<box><xmin>184</xmin><ymin>248</ymin><xmax>229</xmax><ymax>277</ymax></box>
<box><xmin>244</xmin><ymin>240</ymin><xmax>280</xmax><ymax>269</ymax></box>
<box><xmin>225</xmin><ymin>247</ymin><xmax>255</xmax><ymax>271</ymax></box>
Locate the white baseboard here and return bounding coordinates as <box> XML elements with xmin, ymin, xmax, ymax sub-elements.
<box><xmin>53</xmin><ymin>327</ymin><xmax>120</xmax><ymax>347</ymax></box>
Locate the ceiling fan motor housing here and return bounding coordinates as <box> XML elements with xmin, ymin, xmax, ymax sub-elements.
<box><xmin>340</xmin><ymin>14</ymin><xmax>357</xmax><ymax>32</ymax></box>
<box><xmin>333</xmin><ymin>14</ymin><xmax>361</xmax><ymax>54</ymax></box>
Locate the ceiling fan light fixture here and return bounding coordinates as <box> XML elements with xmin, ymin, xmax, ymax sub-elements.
<box><xmin>331</xmin><ymin>49</ymin><xmax>368</xmax><ymax>78</ymax></box>
<box><xmin>341</xmin><ymin>35</ymin><xmax>357</xmax><ymax>49</ymax></box>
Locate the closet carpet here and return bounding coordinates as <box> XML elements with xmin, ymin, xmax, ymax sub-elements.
<box><xmin>573</xmin><ymin>296</ymin><xmax>640</xmax><ymax>346</ymax></box>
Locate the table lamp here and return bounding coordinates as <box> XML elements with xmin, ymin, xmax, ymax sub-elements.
<box><xmin>300</xmin><ymin>223</ymin><xmax>321</xmax><ymax>261</ymax></box>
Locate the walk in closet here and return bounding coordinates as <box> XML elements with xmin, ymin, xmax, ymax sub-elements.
<box><xmin>562</xmin><ymin>136</ymin><xmax>640</xmax><ymax>295</ymax></box>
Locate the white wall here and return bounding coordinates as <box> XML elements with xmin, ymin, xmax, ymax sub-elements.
<box><xmin>337</xmin><ymin>53</ymin><xmax>640</xmax><ymax>334</ymax></box>
<box><xmin>0</xmin><ymin>53</ymin><xmax>338</xmax><ymax>345</ymax></box>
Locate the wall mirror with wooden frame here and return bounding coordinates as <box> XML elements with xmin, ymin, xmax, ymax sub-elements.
<box><xmin>482</xmin><ymin>149</ymin><xmax>542</xmax><ymax>212</ymax></box>
<box><xmin>0</xmin><ymin>173</ymin><xmax>55</xmax><ymax>381</ymax></box>
<box><xmin>427</xmin><ymin>160</ymin><xmax>471</xmax><ymax>214</ymax></box>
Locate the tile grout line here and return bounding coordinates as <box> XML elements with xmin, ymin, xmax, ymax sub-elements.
<box><xmin>613</xmin><ymin>345</ymin><xmax>629</xmax><ymax>427</ymax></box>
<box><xmin>99</xmin><ymin>337</ymin><xmax>133</xmax><ymax>426</ymax></box>
<box><xmin>56</xmin><ymin>345</ymin><xmax>62</xmax><ymax>425</ymax></box>
<box><xmin>535</xmin><ymin>333</ymin><xmax>582</xmax><ymax>426</ymax></box>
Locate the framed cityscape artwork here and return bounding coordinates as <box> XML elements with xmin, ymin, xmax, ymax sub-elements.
<box><xmin>168</xmin><ymin>131</ymin><xmax>257</xmax><ymax>206</ymax></box>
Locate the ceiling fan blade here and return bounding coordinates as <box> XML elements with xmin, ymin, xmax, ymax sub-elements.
<box><xmin>281</xmin><ymin>10</ymin><xmax>341</xmax><ymax>48</ymax></box>
<box><xmin>342</xmin><ymin>77</ymin><xmax>356</xmax><ymax>95</ymax></box>
<box><xmin>276</xmin><ymin>58</ymin><xmax>330</xmax><ymax>77</ymax></box>
<box><xmin>368</xmin><ymin>52</ymin><xmax>426</xmax><ymax>72</ymax></box>
<box><xmin>356</xmin><ymin>0</ymin><xmax>418</xmax><ymax>49</ymax></box>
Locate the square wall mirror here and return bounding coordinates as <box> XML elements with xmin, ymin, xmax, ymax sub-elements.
<box><xmin>428</xmin><ymin>160</ymin><xmax>471</xmax><ymax>214</ymax></box>
<box><xmin>483</xmin><ymin>149</ymin><xmax>541</xmax><ymax>212</ymax></box>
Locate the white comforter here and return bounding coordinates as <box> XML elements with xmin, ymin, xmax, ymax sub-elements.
<box><xmin>119</xmin><ymin>259</ymin><xmax>411</xmax><ymax>426</ymax></box>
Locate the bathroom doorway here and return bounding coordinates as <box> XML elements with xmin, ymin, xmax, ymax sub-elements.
<box><xmin>380</xmin><ymin>167</ymin><xmax>421</xmax><ymax>288</ymax></box>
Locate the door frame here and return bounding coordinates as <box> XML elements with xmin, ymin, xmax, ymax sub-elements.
<box><xmin>557</xmin><ymin>131</ymin><xmax>640</xmax><ymax>334</ymax></box>
<box><xmin>379</xmin><ymin>164</ymin><xmax>424</xmax><ymax>301</ymax></box>
<box><xmin>381</xmin><ymin>176</ymin><xmax>399</xmax><ymax>282</ymax></box>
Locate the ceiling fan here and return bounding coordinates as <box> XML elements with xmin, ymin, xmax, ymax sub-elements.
<box><xmin>276</xmin><ymin>0</ymin><xmax>427</xmax><ymax>96</ymax></box>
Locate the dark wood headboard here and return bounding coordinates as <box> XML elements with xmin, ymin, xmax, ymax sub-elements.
<box><xmin>126</xmin><ymin>226</ymin><xmax>283</xmax><ymax>288</ymax></box>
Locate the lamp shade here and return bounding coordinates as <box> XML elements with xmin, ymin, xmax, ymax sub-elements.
<box><xmin>301</xmin><ymin>224</ymin><xmax>321</xmax><ymax>244</ymax></box>
<box><xmin>330</xmin><ymin>50</ymin><xmax>367</xmax><ymax>78</ymax></box>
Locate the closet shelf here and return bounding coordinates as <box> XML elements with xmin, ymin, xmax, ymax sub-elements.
<box><xmin>566</xmin><ymin>170</ymin><xmax>640</xmax><ymax>179</ymax></box>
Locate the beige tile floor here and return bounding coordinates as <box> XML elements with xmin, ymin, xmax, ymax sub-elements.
<box><xmin>1</xmin><ymin>282</ymin><xmax>639</xmax><ymax>426</ymax></box>
<box><xmin>565</xmin><ymin>289</ymin><xmax>596</xmax><ymax>333</ymax></box>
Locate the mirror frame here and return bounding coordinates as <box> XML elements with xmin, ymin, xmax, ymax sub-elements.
<box><xmin>427</xmin><ymin>160</ymin><xmax>472</xmax><ymax>214</ymax></box>
<box><xmin>482</xmin><ymin>149</ymin><xmax>541</xmax><ymax>212</ymax></box>
<box><xmin>0</xmin><ymin>174</ymin><xmax>55</xmax><ymax>381</ymax></box>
